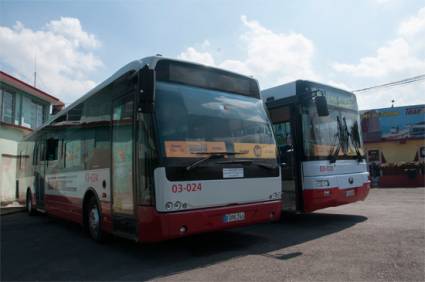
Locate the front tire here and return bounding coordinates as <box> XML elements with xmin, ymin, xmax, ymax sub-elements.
<box><xmin>26</xmin><ymin>191</ymin><xmax>35</xmax><ymax>216</ymax></box>
<box><xmin>86</xmin><ymin>197</ymin><xmax>103</xmax><ymax>242</ymax></box>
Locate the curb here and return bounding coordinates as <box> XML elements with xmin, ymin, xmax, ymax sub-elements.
<box><xmin>0</xmin><ymin>207</ymin><xmax>25</xmax><ymax>216</ymax></box>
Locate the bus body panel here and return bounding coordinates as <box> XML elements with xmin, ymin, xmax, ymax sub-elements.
<box><xmin>137</xmin><ymin>200</ymin><xmax>281</xmax><ymax>242</ymax></box>
<box><xmin>302</xmin><ymin>159</ymin><xmax>368</xmax><ymax>177</ymax></box>
<box><xmin>301</xmin><ymin>160</ymin><xmax>369</xmax><ymax>212</ymax></box>
<box><xmin>43</xmin><ymin>168</ymin><xmax>110</xmax><ymax>221</ymax></box>
<box><xmin>154</xmin><ymin>167</ymin><xmax>282</xmax><ymax>212</ymax></box>
<box><xmin>302</xmin><ymin>182</ymin><xmax>370</xmax><ymax>212</ymax></box>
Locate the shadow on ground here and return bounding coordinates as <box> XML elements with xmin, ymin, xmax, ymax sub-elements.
<box><xmin>1</xmin><ymin>212</ymin><xmax>367</xmax><ymax>281</ymax></box>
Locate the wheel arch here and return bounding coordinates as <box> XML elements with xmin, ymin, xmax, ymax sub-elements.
<box><xmin>82</xmin><ymin>187</ymin><xmax>102</xmax><ymax>227</ymax></box>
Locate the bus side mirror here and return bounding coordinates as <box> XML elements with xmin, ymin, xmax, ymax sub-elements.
<box><xmin>139</xmin><ymin>65</ymin><xmax>155</xmax><ymax>113</ymax></box>
<box><xmin>315</xmin><ymin>95</ymin><xmax>329</xmax><ymax>117</ymax></box>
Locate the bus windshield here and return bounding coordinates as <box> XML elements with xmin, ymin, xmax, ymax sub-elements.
<box><xmin>301</xmin><ymin>90</ymin><xmax>365</xmax><ymax>160</ymax></box>
<box><xmin>155</xmin><ymin>81</ymin><xmax>276</xmax><ymax>161</ymax></box>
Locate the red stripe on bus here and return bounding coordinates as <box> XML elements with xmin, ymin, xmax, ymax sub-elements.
<box><xmin>136</xmin><ymin>200</ymin><xmax>282</xmax><ymax>242</ymax></box>
<box><xmin>44</xmin><ymin>194</ymin><xmax>112</xmax><ymax>231</ymax></box>
<box><xmin>303</xmin><ymin>181</ymin><xmax>370</xmax><ymax>212</ymax></box>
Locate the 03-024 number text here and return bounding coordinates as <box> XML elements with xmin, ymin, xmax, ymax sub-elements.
<box><xmin>171</xmin><ymin>183</ymin><xmax>202</xmax><ymax>193</ymax></box>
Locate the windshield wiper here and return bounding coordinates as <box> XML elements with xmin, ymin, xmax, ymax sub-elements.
<box><xmin>186</xmin><ymin>152</ymin><xmax>247</xmax><ymax>171</ymax></box>
<box><xmin>328</xmin><ymin>116</ymin><xmax>342</xmax><ymax>163</ymax></box>
<box><xmin>350</xmin><ymin>121</ymin><xmax>364</xmax><ymax>162</ymax></box>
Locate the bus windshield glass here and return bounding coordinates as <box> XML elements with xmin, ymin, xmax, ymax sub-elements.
<box><xmin>301</xmin><ymin>90</ymin><xmax>365</xmax><ymax>160</ymax></box>
<box><xmin>155</xmin><ymin>81</ymin><xmax>276</xmax><ymax>161</ymax></box>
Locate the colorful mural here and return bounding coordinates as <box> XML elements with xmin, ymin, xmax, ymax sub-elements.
<box><xmin>361</xmin><ymin>104</ymin><xmax>425</xmax><ymax>142</ymax></box>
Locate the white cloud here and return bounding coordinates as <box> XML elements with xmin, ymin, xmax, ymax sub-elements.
<box><xmin>46</xmin><ymin>17</ymin><xmax>100</xmax><ymax>49</ymax></box>
<box><xmin>0</xmin><ymin>17</ymin><xmax>102</xmax><ymax>104</ymax></box>
<box><xmin>374</xmin><ymin>0</ymin><xmax>392</xmax><ymax>4</ymax></box>
<box><xmin>332</xmin><ymin>6</ymin><xmax>425</xmax><ymax>109</ymax></box>
<box><xmin>333</xmin><ymin>38</ymin><xmax>425</xmax><ymax>77</ymax></box>
<box><xmin>178</xmin><ymin>47</ymin><xmax>215</xmax><ymax>66</ymax></box>
<box><xmin>178</xmin><ymin>15</ymin><xmax>318</xmax><ymax>88</ymax></box>
<box><xmin>180</xmin><ymin>9</ymin><xmax>425</xmax><ymax>110</ymax></box>
<box><xmin>398</xmin><ymin>7</ymin><xmax>425</xmax><ymax>36</ymax></box>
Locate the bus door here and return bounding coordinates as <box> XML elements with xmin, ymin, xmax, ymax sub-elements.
<box><xmin>111</xmin><ymin>94</ymin><xmax>137</xmax><ymax>236</ymax></box>
<box><xmin>269</xmin><ymin>105</ymin><xmax>298</xmax><ymax>212</ymax></box>
<box><xmin>34</xmin><ymin>139</ymin><xmax>46</xmax><ymax>209</ymax></box>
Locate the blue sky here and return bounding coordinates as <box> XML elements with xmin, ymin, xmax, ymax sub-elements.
<box><xmin>1</xmin><ymin>0</ymin><xmax>425</xmax><ymax>109</ymax></box>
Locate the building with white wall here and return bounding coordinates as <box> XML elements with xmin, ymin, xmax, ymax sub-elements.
<box><xmin>0</xmin><ymin>71</ymin><xmax>64</xmax><ymax>203</ymax></box>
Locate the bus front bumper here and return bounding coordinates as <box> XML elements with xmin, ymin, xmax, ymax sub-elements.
<box><xmin>303</xmin><ymin>181</ymin><xmax>370</xmax><ymax>213</ymax></box>
<box><xmin>136</xmin><ymin>200</ymin><xmax>281</xmax><ymax>242</ymax></box>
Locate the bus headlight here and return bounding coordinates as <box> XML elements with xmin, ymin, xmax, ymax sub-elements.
<box><xmin>269</xmin><ymin>192</ymin><xmax>281</xmax><ymax>200</ymax></box>
<box><xmin>165</xmin><ymin>202</ymin><xmax>173</xmax><ymax>210</ymax></box>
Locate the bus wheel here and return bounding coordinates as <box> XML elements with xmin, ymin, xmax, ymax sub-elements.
<box><xmin>26</xmin><ymin>191</ymin><xmax>35</xmax><ymax>216</ymax></box>
<box><xmin>87</xmin><ymin>197</ymin><xmax>103</xmax><ymax>242</ymax></box>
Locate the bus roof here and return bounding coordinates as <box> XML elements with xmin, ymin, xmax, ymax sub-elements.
<box><xmin>261</xmin><ymin>80</ymin><xmax>354</xmax><ymax>102</ymax></box>
<box><xmin>26</xmin><ymin>56</ymin><xmax>258</xmax><ymax>139</ymax></box>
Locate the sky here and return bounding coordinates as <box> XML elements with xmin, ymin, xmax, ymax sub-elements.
<box><xmin>1</xmin><ymin>0</ymin><xmax>425</xmax><ymax>110</ymax></box>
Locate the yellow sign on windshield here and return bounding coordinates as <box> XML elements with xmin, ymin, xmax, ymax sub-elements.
<box><xmin>312</xmin><ymin>144</ymin><xmax>363</xmax><ymax>157</ymax></box>
<box><xmin>164</xmin><ymin>141</ymin><xmax>276</xmax><ymax>158</ymax></box>
<box><xmin>233</xmin><ymin>143</ymin><xmax>276</xmax><ymax>159</ymax></box>
<box><xmin>165</xmin><ymin>141</ymin><xmax>226</xmax><ymax>158</ymax></box>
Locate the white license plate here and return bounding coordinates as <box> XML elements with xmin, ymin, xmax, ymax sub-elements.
<box><xmin>346</xmin><ymin>190</ymin><xmax>355</xmax><ymax>197</ymax></box>
<box><xmin>223</xmin><ymin>212</ymin><xmax>245</xmax><ymax>223</ymax></box>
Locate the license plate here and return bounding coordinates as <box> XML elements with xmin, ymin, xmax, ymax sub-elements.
<box><xmin>346</xmin><ymin>190</ymin><xmax>355</xmax><ymax>197</ymax></box>
<box><xmin>223</xmin><ymin>212</ymin><xmax>245</xmax><ymax>223</ymax></box>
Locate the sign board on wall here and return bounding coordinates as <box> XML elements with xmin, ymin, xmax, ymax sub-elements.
<box><xmin>360</xmin><ymin>105</ymin><xmax>425</xmax><ymax>142</ymax></box>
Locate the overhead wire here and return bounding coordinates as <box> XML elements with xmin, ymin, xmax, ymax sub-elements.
<box><xmin>352</xmin><ymin>74</ymin><xmax>425</xmax><ymax>93</ymax></box>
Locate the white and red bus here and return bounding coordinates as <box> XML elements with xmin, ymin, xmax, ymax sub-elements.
<box><xmin>262</xmin><ymin>80</ymin><xmax>370</xmax><ymax>213</ymax></box>
<box><xmin>16</xmin><ymin>57</ymin><xmax>282</xmax><ymax>242</ymax></box>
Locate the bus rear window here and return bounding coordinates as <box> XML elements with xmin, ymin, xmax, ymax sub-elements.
<box><xmin>155</xmin><ymin>60</ymin><xmax>259</xmax><ymax>98</ymax></box>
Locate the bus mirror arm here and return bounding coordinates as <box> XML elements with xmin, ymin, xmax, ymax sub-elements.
<box><xmin>139</xmin><ymin>65</ymin><xmax>155</xmax><ymax>113</ymax></box>
<box><xmin>315</xmin><ymin>95</ymin><xmax>329</xmax><ymax>117</ymax></box>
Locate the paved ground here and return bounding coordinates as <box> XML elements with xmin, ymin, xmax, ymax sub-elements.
<box><xmin>1</xmin><ymin>188</ymin><xmax>424</xmax><ymax>281</ymax></box>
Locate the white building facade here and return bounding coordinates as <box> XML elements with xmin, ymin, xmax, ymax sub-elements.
<box><xmin>0</xmin><ymin>71</ymin><xmax>63</xmax><ymax>203</ymax></box>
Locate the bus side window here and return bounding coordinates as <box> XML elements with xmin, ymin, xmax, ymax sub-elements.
<box><xmin>64</xmin><ymin>133</ymin><xmax>83</xmax><ymax>169</ymax></box>
<box><xmin>83</xmin><ymin>91</ymin><xmax>111</xmax><ymax>170</ymax></box>
<box><xmin>85</xmin><ymin>127</ymin><xmax>110</xmax><ymax>170</ymax></box>
<box><xmin>46</xmin><ymin>138</ymin><xmax>59</xmax><ymax>161</ymax></box>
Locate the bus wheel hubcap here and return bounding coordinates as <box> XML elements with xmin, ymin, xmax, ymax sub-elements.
<box><xmin>89</xmin><ymin>206</ymin><xmax>99</xmax><ymax>236</ymax></box>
